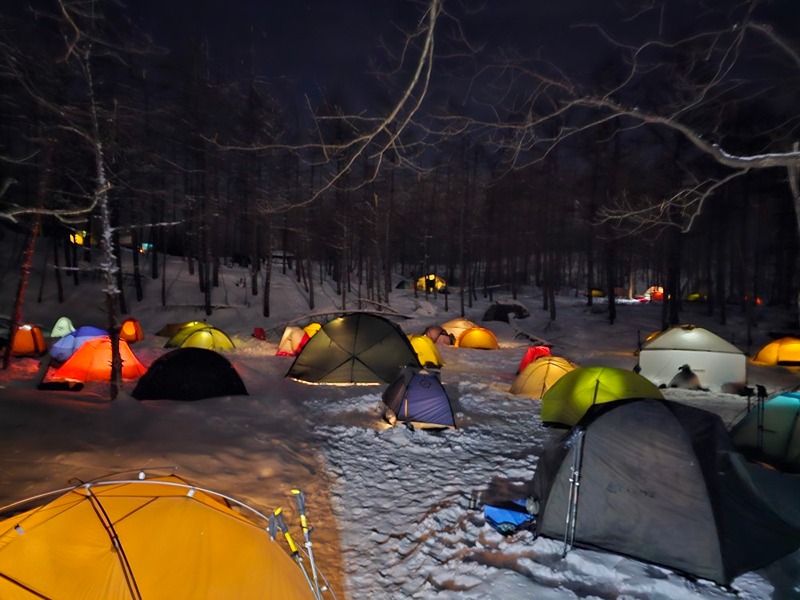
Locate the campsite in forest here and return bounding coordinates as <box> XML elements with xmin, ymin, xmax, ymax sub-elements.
<box><xmin>2</xmin><ymin>0</ymin><xmax>800</xmax><ymax>598</ymax></box>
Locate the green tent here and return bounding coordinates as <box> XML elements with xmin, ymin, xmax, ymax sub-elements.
<box><xmin>730</xmin><ymin>391</ymin><xmax>800</xmax><ymax>472</ymax></box>
<box><xmin>165</xmin><ymin>324</ymin><xmax>235</xmax><ymax>351</ymax></box>
<box><xmin>541</xmin><ymin>365</ymin><xmax>663</xmax><ymax>427</ymax></box>
<box><xmin>286</xmin><ymin>313</ymin><xmax>420</xmax><ymax>384</ymax></box>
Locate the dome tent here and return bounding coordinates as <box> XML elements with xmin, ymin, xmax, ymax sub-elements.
<box><xmin>287</xmin><ymin>313</ymin><xmax>420</xmax><ymax>384</ymax></box>
<box><xmin>10</xmin><ymin>324</ymin><xmax>47</xmax><ymax>356</ymax></box>
<box><xmin>439</xmin><ymin>317</ymin><xmax>478</xmax><ymax>342</ymax></box>
<box><xmin>541</xmin><ymin>365</ymin><xmax>663</xmax><ymax>427</ymax></box>
<box><xmin>636</xmin><ymin>324</ymin><xmax>746</xmax><ymax>392</ymax></box>
<box><xmin>276</xmin><ymin>326</ymin><xmax>310</xmax><ymax>357</ymax></box>
<box><xmin>49</xmin><ymin>316</ymin><xmax>76</xmax><ymax>339</ymax></box>
<box><xmin>529</xmin><ymin>398</ymin><xmax>800</xmax><ymax>585</ymax></box>
<box><xmin>730</xmin><ymin>391</ymin><xmax>800</xmax><ymax>472</ymax></box>
<box><xmin>510</xmin><ymin>356</ymin><xmax>576</xmax><ymax>398</ymax></box>
<box><xmin>456</xmin><ymin>327</ymin><xmax>499</xmax><ymax>350</ymax></box>
<box><xmin>120</xmin><ymin>317</ymin><xmax>144</xmax><ymax>342</ymax></box>
<box><xmin>0</xmin><ymin>474</ymin><xmax>317</xmax><ymax>599</ymax></box>
<box><xmin>381</xmin><ymin>367</ymin><xmax>456</xmax><ymax>429</ymax></box>
<box><xmin>132</xmin><ymin>348</ymin><xmax>248</xmax><ymax>401</ymax></box>
<box><xmin>408</xmin><ymin>334</ymin><xmax>443</xmax><ymax>368</ymax></box>
<box><xmin>753</xmin><ymin>337</ymin><xmax>800</xmax><ymax>366</ymax></box>
<box><xmin>156</xmin><ymin>320</ymin><xmax>206</xmax><ymax>337</ymax></box>
<box><xmin>165</xmin><ymin>324</ymin><xmax>235</xmax><ymax>351</ymax></box>
<box><xmin>50</xmin><ymin>325</ymin><xmax>107</xmax><ymax>362</ymax></box>
<box><xmin>50</xmin><ymin>337</ymin><xmax>147</xmax><ymax>383</ymax></box>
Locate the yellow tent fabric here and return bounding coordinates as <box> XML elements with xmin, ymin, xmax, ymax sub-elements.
<box><xmin>753</xmin><ymin>337</ymin><xmax>800</xmax><ymax>366</ymax></box>
<box><xmin>408</xmin><ymin>334</ymin><xmax>444</xmax><ymax>368</ymax></box>
<box><xmin>120</xmin><ymin>317</ymin><xmax>144</xmax><ymax>342</ymax></box>
<box><xmin>541</xmin><ymin>366</ymin><xmax>664</xmax><ymax>427</ymax></box>
<box><xmin>456</xmin><ymin>327</ymin><xmax>499</xmax><ymax>350</ymax></box>
<box><xmin>166</xmin><ymin>325</ymin><xmax>235</xmax><ymax>350</ymax></box>
<box><xmin>415</xmin><ymin>274</ymin><xmax>447</xmax><ymax>292</ymax></box>
<box><xmin>440</xmin><ymin>318</ymin><xmax>478</xmax><ymax>342</ymax></box>
<box><xmin>510</xmin><ymin>356</ymin><xmax>576</xmax><ymax>398</ymax></box>
<box><xmin>156</xmin><ymin>321</ymin><xmax>206</xmax><ymax>338</ymax></box>
<box><xmin>0</xmin><ymin>475</ymin><xmax>315</xmax><ymax>600</ymax></box>
<box><xmin>303</xmin><ymin>322</ymin><xmax>322</xmax><ymax>338</ymax></box>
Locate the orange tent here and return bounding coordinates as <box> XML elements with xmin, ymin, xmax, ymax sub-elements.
<box><xmin>51</xmin><ymin>337</ymin><xmax>147</xmax><ymax>382</ymax></box>
<box><xmin>753</xmin><ymin>337</ymin><xmax>800</xmax><ymax>366</ymax></box>
<box><xmin>11</xmin><ymin>324</ymin><xmax>47</xmax><ymax>356</ymax></box>
<box><xmin>120</xmin><ymin>317</ymin><xmax>144</xmax><ymax>342</ymax></box>
<box><xmin>440</xmin><ymin>318</ymin><xmax>478</xmax><ymax>342</ymax></box>
<box><xmin>457</xmin><ymin>327</ymin><xmax>499</xmax><ymax>350</ymax></box>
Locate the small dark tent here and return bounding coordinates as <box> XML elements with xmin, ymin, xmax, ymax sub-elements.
<box><xmin>730</xmin><ymin>391</ymin><xmax>800</xmax><ymax>472</ymax></box>
<box><xmin>529</xmin><ymin>398</ymin><xmax>800</xmax><ymax>585</ymax></box>
<box><xmin>132</xmin><ymin>348</ymin><xmax>248</xmax><ymax>401</ymax></box>
<box><xmin>382</xmin><ymin>368</ymin><xmax>456</xmax><ymax>429</ymax></box>
<box><xmin>483</xmin><ymin>301</ymin><xmax>530</xmax><ymax>323</ymax></box>
<box><xmin>286</xmin><ymin>313</ymin><xmax>420</xmax><ymax>384</ymax></box>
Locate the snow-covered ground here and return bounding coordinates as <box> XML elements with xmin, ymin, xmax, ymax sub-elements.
<box><xmin>1</xmin><ymin>236</ymin><xmax>799</xmax><ymax>599</ymax></box>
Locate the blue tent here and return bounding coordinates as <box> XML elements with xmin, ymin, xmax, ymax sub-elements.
<box><xmin>50</xmin><ymin>326</ymin><xmax>107</xmax><ymax>362</ymax></box>
<box><xmin>381</xmin><ymin>368</ymin><xmax>456</xmax><ymax>429</ymax></box>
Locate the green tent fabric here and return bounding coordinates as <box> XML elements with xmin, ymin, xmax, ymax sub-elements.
<box><xmin>286</xmin><ymin>313</ymin><xmax>420</xmax><ymax>384</ymax></box>
<box><xmin>49</xmin><ymin>316</ymin><xmax>76</xmax><ymax>339</ymax></box>
<box><xmin>730</xmin><ymin>391</ymin><xmax>800</xmax><ymax>472</ymax></box>
<box><xmin>165</xmin><ymin>325</ymin><xmax>235</xmax><ymax>350</ymax></box>
<box><xmin>540</xmin><ymin>365</ymin><xmax>663</xmax><ymax>427</ymax></box>
<box><xmin>529</xmin><ymin>398</ymin><xmax>800</xmax><ymax>585</ymax></box>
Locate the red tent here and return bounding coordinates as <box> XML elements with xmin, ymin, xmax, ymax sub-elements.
<box><xmin>516</xmin><ymin>345</ymin><xmax>552</xmax><ymax>374</ymax></box>
<box><xmin>51</xmin><ymin>337</ymin><xmax>147</xmax><ymax>382</ymax></box>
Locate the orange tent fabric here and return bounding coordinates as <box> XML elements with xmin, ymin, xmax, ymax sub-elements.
<box><xmin>753</xmin><ymin>337</ymin><xmax>800</xmax><ymax>366</ymax></box>
<box><xmin>457</xmin><ymin>327</ymin><xmax>499</xmax><ymax>350</ymax></box>
<box><xmin>10</xmin><ymin>324</ymin><xmax>47</xmax><ymax>356</ymax></box>
<box><xmin>120</xmin><ymin>317</ymin><xmax>144</xmax><ymax>342</ymax></box>
<box><xmin>51</xmin><ymin>337</ymin><xmax>147</xmax><ymax>382</ymax></box>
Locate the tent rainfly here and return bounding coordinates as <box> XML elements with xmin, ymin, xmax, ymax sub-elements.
<box><xmin>753</xmin><ymin>337</ymin><xmax>800</xmax><ymax>366</ymax></box>
<box><xmin>0</xmin><ymin>474</ymin><xmax>317</xmax><ymax>599</ymax></box>
<box><xmin>407</xmin><ymin>334</ymin><xmax>444</xmax><ymax>368</ymax></box>
<box><xmin>510</xmin><ymin>356</ymin><xmax>576</xmax><ymax>399</ymax></box>
<box><xmin>529</xmin><ymin>398</ymin><xmax>800</xmax><ymax>585</ymax></box>
<box><xmin>456</xmin><ymin>327</ymin><xmax>499</xmax><ymax>350</ymax></box>
<box><xmin>50</xmin><ymin>337</ymin><xmax>147</xmax><ymax>382</ymax></box>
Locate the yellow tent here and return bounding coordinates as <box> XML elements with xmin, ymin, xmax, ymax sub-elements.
<box><xmin>408</xmin><ymin>334</ymin><xmax>444</xmax><ymax>368</ymax></box>
<box><xmin>753</xmin><ymin>337</ymin><xmax>800</xmax><ymax>366</ymax></box>
<box><xmin>165</xmin><ymin>325</ymin><xmax>235</xmax><ymax>351</ymax></box>
<box><xmin>303</xmin><ymin>322</ymin><xmax>322</xmax><ymax>338</ymax></box>
<box><xmin>456</xmin><ymin>327</ymin><xmax>499</xmax><ymax>350</ymax></box>
<box><xmin>415</xmin><ymin>274</ymin><xmax>447</xmax><ymax>293</ymax></box>
<box><xmin>0</xmin><ymin>475</ymin><xmax>315</xmax><ymax>599</ymax></box>
<box><xmin>156</xmin><ymin>320</ymin><xmax>206</xmax><ymax>337</ymax></box>
<box><xmin>510</xmin><ymin>356</ymin><xmax>576</xmax><ymax>398</ymax></box>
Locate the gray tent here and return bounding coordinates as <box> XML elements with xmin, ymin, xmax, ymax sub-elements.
<box><xmin>529</xmin><ymin>398</ymin><xmax>800</xmax><ymax>585</ymax></box>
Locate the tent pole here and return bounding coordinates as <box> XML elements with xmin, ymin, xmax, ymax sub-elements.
<box><xmin>562</xmin><ymin>429</ymin><xmax>585</xmax><ymax>557</ymax></box>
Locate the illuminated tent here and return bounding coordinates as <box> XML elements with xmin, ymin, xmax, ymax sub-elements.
<box><xmin>637</xmin><ymin>324</ymin><xmax>746</xmax><ymax>392</ymax></box>
<box><xmin>303</xmin><ymin>322</ymin><xmax>322</xmax><ymax>338</ymax></box>
<box><xmin>0</xmin><ymin>474</ymin><xmax>316</xmax><ymax>600</ymax></box>
<box><xmin>439</xmin><ymin>318</ymin><xmax>478</xmax><ymax>342</ymax></box>
<box><xmin>49</xmin><ymin>316</ymin><xmax>76</xmax><ymax>339</ymax></box>
<box><xmin>165</xmin><ymin>325</ymin><xmax>235</xmax><ymax>351</ymax></box>
<box><xmin>753</xmin><ymin>337</ymin><xmax>800</xmax><ymax>366</ymax></box>
<box><xmin>51</xmin><ymin>337</ymin><xmax>147</xmax><ymax>383</ymax></box>
<box><xmin>541</xmin><ymin>365</ymin><xmax>663</xmax><ymax>427</ymax></box>
<box><xmin>529</xmin><ymin>398</ymin><xmax>800</xmax><ymax>585</ymax></box>
<box><xmin>50</xmin><ymin>325</ymin><xmax>108</xmax><ymax>362</ymax></box>
<box><xmin>287</xmin><ymin>313</ymin><xmax>420</xmax><ymax>384</ymax></box>
<box><xmin>644</xmin><ymin>285</ymin><xmax>664</xmax><ymax>301</ymax></box>
<box><xmin>407</xmin><ymin>334</ymin><xmax>443</xmax><ymax>368</ymax></box>
<box><xmin>510</xmin><ymin>356</ymin><xmax>576</xmax><ymax>398</ymax></box>
<box><xmin>10</xmin><ymin>324</ymin><xmax>47</xmax><ymax>356</ymax></box>
<box><xmin>382</xmin><ymin>367</ymin><xmax>455</xmax><ymax>429</ymax></box>
<box><xmin>456</xmin><ymin>327</ymin><xmax>499</xmax><ymax>350</ymax></box>
<box><xmin>120</xmin><ymin>317</ymin><xmax>144</xmax><ymax>342</ymax></box>
<box><xmin>132</xmin><ymin>348</ymin><xmax>247</xmax><ymax>401</ymax></box>
<box><xmin>276</xmin><ymin>326</ymin><xmax>310</xmax><ymax>357</ymax></box>
<box><xmin>516</xmin><ymin>345</ymin><xmax>552</xmax><ymax>374</ymax></box>
<box><xmin>415</xmin><ymin>274</ymin><xmax>447</xmax><ymax>293</ymax></box>
<box><xmin>730</xmin><ymin>391</ymin><xmax>800</xmax><ymax>472</ymax></box>
<box><xmin>423</xmin><ymin>325</ymin><xmax>454</xmax><ymax>345</ymax></box>
<box><xmin>156</xmin><ymin>320</ymin><xmax>206</xmax><ymax>337</ymax></box>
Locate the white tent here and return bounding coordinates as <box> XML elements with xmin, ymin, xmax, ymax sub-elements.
<box><xmin>637</xmin><ymin>325</ymin><xmax>746</xmax><ymax>392</ymax></box>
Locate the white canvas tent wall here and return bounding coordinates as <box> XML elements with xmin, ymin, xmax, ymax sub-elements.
<box><xmin>637</xmin><ymin>325</ymin><xmax>746</xmax><ymax>392</ymax></box>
